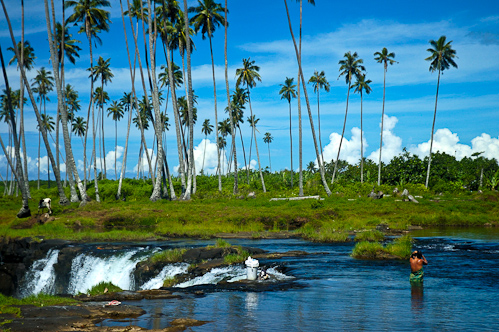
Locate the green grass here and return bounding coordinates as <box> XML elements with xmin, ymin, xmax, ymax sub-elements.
<box><xmin>224</xmin><ymin>246</ymin><xmax>250</xmax><ymax>265</ymax></box>
<box><xmin>83</xmin><ymin>281</ymin><xmax>122</xmax><ymax>296</ymax></box>
<box><xmin>0</xmin><ymin>293</ymin><xmax>79</xmax><ymax>317</ymax></box>
<box><xmin>149</xmin><ymin>248</ymin><xmax>186</xmax><ymax>264</ymax></box>
<box><xmin>354</xmin><ymin>230</ymin><xmax>385</xmax><ymax>242</ymax></box>
<box><xmin>351</xmin><ymin>235</ymin><xmax>413</xmax><ymax>259</ymax></box>
<box><xmin>1</xmin><ymin>187</ymin><xmax>498</xmax><ymax>242</ymax></box>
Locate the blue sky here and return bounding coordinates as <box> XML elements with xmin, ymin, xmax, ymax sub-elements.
<box><xmin>1</xmin><ymin>0</ymin><xmax>498</xmax><ymax>181</ymax></box>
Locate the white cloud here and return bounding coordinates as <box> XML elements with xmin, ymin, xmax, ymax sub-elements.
<box><xmin>322</xmin><ymin>127</ymin><xmax>364</xmax><ymax>165</ymax></box>
<box><xmin>367</xmin><ymin>114</ymin><xmax>403</xmax><ymax>163</ymax></box>
<box><xmin>410</xmin><ymin>129</ymin><xmax>499</xmax><ymax>161</ymax></box>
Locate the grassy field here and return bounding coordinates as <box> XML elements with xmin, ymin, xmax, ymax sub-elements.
<box><xmin>1</xmin><ymin>187</ymin><xmax>498</xmax><ymax>242</ymax></box>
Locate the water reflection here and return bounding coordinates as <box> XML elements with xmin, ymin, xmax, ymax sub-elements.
<box><xmin>410</xmin><ymin>282</ymin><xmax>424</xmax><ymax>311</ymax></box>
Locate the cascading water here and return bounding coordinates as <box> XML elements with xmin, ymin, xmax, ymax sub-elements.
<box><xmin>19</xmin><ymin>249</ymin><xmax>60</xmax><ymax>298</ymax></box>
<box><xmin>67</xmin><ymin>248</ymin><xmax>148</xmax><ymax>294</ymax></box>
<box><xmin>140</xmin><ymin>263</ymin><xmax>189</xmax><ymax>290</ymax></box>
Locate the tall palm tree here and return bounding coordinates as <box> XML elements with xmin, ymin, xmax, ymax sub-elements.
<box><xmin>117</xmin><ymin>91</ymin><xmax>134</xmax><ymax>199</ymax></box>
<box><xmin>308</xmin><ymin>70</ymin><xmax>330</xmax><ymax>170</ymax></box>
<box><xmin>332</xmin><ymin>51</ymin><xmax>365</xmax><ymax>184</ymax></box>
<box><xmin>91</xmin><ymin>56</ymin><xmax>113</xmax><ymax>179</ymax></box>
<box><xmin>236</xmin><ymin>57</ymin><xmax>266</xmax><ymax>192</ymax></box>
<box><xmin>43</xmin><ymin>0</ymin><xmax>86</xmax><ymax>203</ymax></box>
<box><xmin>38</xmin><ymin>114</ymin><xmax>55</xmax><ymax>187</ymax></box>
<box><xmin>7</xmin><ymin>40</ymin><xmax>35</xmax><ymax>198</ymax></box>
<box><xmin>189</xmin><ymin>0</ymin><xmax>225</xmax><ymax>192</ymax></box>
<box><xmin>3</xmin><ymin>0</ymin><xmax>71</xmax><ymax>206</ymax></box>
<box><xmin>32</xmin><ymin>67</ymin><xmax>54</xmax><ymax>189</ymax></box>
<box><xmin>279</xmin><ymin>77</ymin><xmax>296</xmax><ymax>187</ymax></box>
<box><xmin>72</xmin><ymin>116</ymin><xmax>86</xmax><ymax>143</ymax></box>
<box><xmin>374</xmin><ymin>47</ymin><xmax>397</xmax><ymax>186</ymax></box>
<box><xmin>0</xmin><ymin>42</ymin><xmax>30</xmax><ymax>216</ymax></box>
<box><xmin>425</xmin><ymin>36</ymin><xmax>458</xmax><ymax>188</ymax></box>
<box><xmin>223</xmin><ymin>0</ymin><xmax>237</xmax><ymax>193</ymax></box>
<box><xmin>229</xmin><ymin>86</ymin><xmax>249</xmax><ymax>183</ymax></box>
<box><xmin>263</xmin><ymin>132</ymin><xmax>273</xmax><ymax>172</ymax></box>
<box><xmin>201</xmin><ymin>118</ymin><xmax>213</xmax><ymax>174</ymax></box>
<box><xmin>65</xmin><ymin>0</ymin><xmax>111</xmax><ymax>201</ymax></box>
<box><xmin>107</xmin><ymin>100</ymin><xmax>124</xmax><ymax>179</ymax></box>
<box><xmin>351</xmin><ymin>73</ymin><xmax>372</xmax><ymax>183</ymax></box>
<box><xmin>218</xmin><ymin>118</ymin><xmax>231</xmax><ymax>173</ymax></box>
<box><xmin>284</xmin><ymin>0</ymin><xmax>332</xmax><ymax>197</ymax></box>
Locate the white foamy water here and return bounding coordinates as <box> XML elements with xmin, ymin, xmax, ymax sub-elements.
<box><xmin>174</xmin><ymin>265</ymin><xmax>293</xmax><ymax>288</ymax></box>
<box><xmin>175</xmin><ymin>266</ymin><xmax>247</xmax><ymax>288</ymax></box>
<box><xmin>20</xmin><ymin>249</ymin><xmax>60</xmax><ymax>297</ymax></box>
<box><xmin>140</xmin><ymin>263</ymin><xmax>189</xmax><ymax>290</ymax></box>
<box><xmin>67</xmin><ymin>248</ymin><xmax>147</xmax><ymax>294</ymax></box>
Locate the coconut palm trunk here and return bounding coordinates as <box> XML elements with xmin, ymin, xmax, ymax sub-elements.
<box><xmin>0</xmin><ymin>44</ymin><xmax>30</xmax><ymax>217</ymax></box>
<box><xmin>425</xmin><ymin>69</ymin><xmax>441</xmax><ymax>188</ymax></box>
<box><xmin>378</xmin><ymin>66</ymin><xmax>387</xmax><ymax>186</ymax></box>
<box><xmin>283</xmin><ymin>0</ymin><xmax>331</xmax><ymax>196</ymax></box>
<box><xmin>146</xmin><ymin>0</ymin><xmax>165</xmax><ymax>201</ymax></box>
<box><xmin>331</xmin><ymin>83</ymin><xmax>350</xmax><ymax>184</ymax></box>
<box><xmin>224</xmin><ymin>0</ymin><xmax>238</xmax><ymax>194</ymax></box>
<box><xmin>2</xmin><ymin>0</ymin><xmax>70</xmax><ymax>205</ymax></box>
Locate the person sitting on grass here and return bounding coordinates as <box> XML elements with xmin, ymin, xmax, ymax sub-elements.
<box><xmin>410</xmin><ymin>250</ymin><xmax>428</xmax><ymax>282</ymax></box>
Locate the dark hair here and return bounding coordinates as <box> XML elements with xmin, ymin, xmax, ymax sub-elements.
<box><xmin>411</xmin><ymin>251</ymin><xmax>423</xmax><ymax>259</ymax></box>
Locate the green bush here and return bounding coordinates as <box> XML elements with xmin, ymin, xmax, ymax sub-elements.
<box><xmin>354</xmin><ymin>230</ymin><xmax>385</xmax><ymax>242</ymax></box>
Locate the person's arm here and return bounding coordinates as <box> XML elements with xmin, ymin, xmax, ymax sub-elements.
<box><xmin>421</xmin><ymin>254</ymin><xmax>428</xmax><ymax>265</ymax></box>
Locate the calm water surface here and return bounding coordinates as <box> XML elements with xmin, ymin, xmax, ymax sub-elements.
<box><xmin>103</xmin><ymin>228</ymin><xmax>499</xmax><ymax>331</ymax></box>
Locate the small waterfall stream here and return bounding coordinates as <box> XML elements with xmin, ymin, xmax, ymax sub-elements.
<box><xmin>20</xmin><ymin>249</ymin><xmax>60</xmax><ymax>298</ymax></box>
<box><xmin>19</xmin><ymin>246</ymin><xmax>190</xmax><ymax>297</ymax></box>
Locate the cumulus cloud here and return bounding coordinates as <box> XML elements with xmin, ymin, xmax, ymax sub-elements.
<box><xmin>367</xmin><ymin>115</ymin><xmax>403</xmax><ymax>163</ymax></box>
<box><xmin>411</xmin><ymin>129</ymin><xmax>499</xmax><ymax>161</ymax></box>
<box><xmin>322</xmin><ymin>127</ymin><xmax>365</xmax><ymax>165</ymax></box>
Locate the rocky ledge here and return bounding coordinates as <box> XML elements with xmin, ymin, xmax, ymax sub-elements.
<box><xmin>1</xmin><ymin>298</ymin><xmax>209</xmax><ymax>332</ymax></box>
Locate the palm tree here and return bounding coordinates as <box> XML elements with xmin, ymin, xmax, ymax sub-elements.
<box><xmin>0</xmin><ymin>42</ymin><xmax>30</xmax><ymax>216</ymax></box>
<box><xmin>223</xmin><ymin>0</ymin><xmax>237</xmax><ymax>193</ymax></box>
<box><xmin>32</xmin><ymin>67</ymin><xmax>54</xmax><ymax>189</ymax></box>
<box><xmin>351</xmin><ymin>73</ymin><xmax>372</xmax><ymax>183</ymax></box>
<box><xmin>7</xmin><ymin>40</ymin><xmax>35</xmax><ymax>198</ymax></box>
<box><xmin>332</xmin><ymin>51</ymin><xmax>365</xmax><ymax>184</ymax></box>
<box><xmin>107</xmin><ymin>100</ymin><xmax>124</xmax><ymax>180</ymax></box>
<box><xmin>308</xmin><ymin>70</ymin><xmax>330</xmax><ymax>170</ymax></box>
<box><xmin>374</xmin><ymin>47</ymin><xmax>397</xmax><ymax>186</ymax></box>
<box><xmin>284</xmin><ymin>0</ymin><xmax>332</xmax><ymax>197</ymax></box>
<box><xmin>263</xmin><ymin>132</ymin><xmax>273</xmax><ymax>172</ymax></box>
<box><xmin>236</xmin><ymin>57</ymin><xmax>266</xmax><ymax>192</ymax></box>
<box><xmin>425</xmin><ymin>36</ymin><xmax>458</xmax><ymax>188</ymax></box>
<box><xmin>201</xmin><ymin>118</ymin><xmax>213</xmax><ymax>174</ymax></box>
<box><xmin>38</xmin><ymin>114</ymin><xmax>55</xmax><ymax>187</ymax></box>
<box><xmin>65</xmin><ymin>0</ymin><xmax>111</xmax><ymax>202</ymax></box>
<box><xmin>72</xmin><ymin>116</ymin><xmax>86</xmax><ymax>141</ymax></box>
<box><xmin>229</xmin><ymin>86</ymin><xmax>249</xmax><ymax>183</ymax></box>
<box><xmin>218</xmin><ymin>118</ymin><xmax>231</xmax><ymax>173</ymax></box>
<box><xmin>91</xmin><ymin>56</ymin><xmax>113</xmax><ymax>179</ymax></box>
<box><xmin>279</xmin><ymin>77</ymin><xmax>297</xmax><ymax>188</ymax></box>
<box><xmin>189</xmin><ymin>0</ymin><xmax>225</xmax><ymax>192</ymax></box>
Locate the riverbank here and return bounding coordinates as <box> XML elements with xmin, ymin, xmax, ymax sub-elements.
<box><xmin>1</xmin><ymin>190</ymin><xmax>498</xmax><ymax>242</ymax></box>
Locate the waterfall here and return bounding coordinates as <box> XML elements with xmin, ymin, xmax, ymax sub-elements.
<box><xmin>20</xmin><ymin>249</ymin><xmax>60</xmax><ymax>298</ymax></box>
<box><xmin>140</xmin><ymin>263</ymin><xmax>189</xmax><ymax>290</ymax></box>
<box><xmin>67</xmin><ymin>248</ymin><xmax>148</xmax><ymax>295</ymax></box>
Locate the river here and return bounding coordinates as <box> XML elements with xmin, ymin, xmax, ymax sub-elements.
<box><xmin>21</xmin><ymin>228</ymin><xmax>499</xmax><ymax>331</ymax></box>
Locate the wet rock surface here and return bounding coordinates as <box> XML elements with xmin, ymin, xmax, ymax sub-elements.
<box><xmin>1</xmin><ymin>301</ymin><xmax>209</xmax><ymax>332</ymax></box>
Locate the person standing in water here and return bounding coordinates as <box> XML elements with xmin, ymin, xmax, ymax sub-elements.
<box><xmin>410</xmin><ymin>250</ymin><xmax>428</xmax><ymax>282</ymax></box>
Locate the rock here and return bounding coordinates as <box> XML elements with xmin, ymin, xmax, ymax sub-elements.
<box><xmin>376</xmin><ymin>223</ymin><xmax>390</xmax><ymax>232</ymax></box>
<box><xmin>171</xmin><ymin>318</ymin><xmax>210</xmax><ymax>328</ymax></box>
<box><xmin>401</xmin><ymin>188</ymin><xmax>409</xmax><ymax>196</ymax></box>
<box><xmin>247</xmin><ymin>192</ymin><xmax>256</xmax><ymax>199</ymax></box>
<box><xmin>393</xmin><ymin>187</ymin><xmax>399</xmax><ymax>194</ymax></box>
<box><xmin>408</xmin><ymin>195</ymin><xmax>419</xmax><ymax>203</ymax></box>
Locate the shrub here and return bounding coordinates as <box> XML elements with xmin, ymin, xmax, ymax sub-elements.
<box><xmin>150</xmin><ymin>248</ymin><xmax>186</xmax><ymax>264</ymax></box>
<box><xmin>354</xmin><ymin>230</ymin><xmax>385</xmax><ymax>242</ymax></box>
<box><xmin>84</xmin><ymin>281</ymin><xmax>122</xmax><ymax>296</ymax></box>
